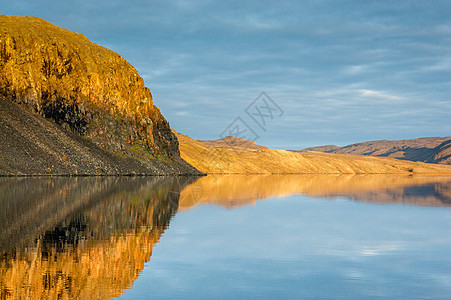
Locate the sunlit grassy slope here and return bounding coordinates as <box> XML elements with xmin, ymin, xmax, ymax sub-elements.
<box><xmin>175</xmin><ymin>131</ymin><xmax>451</xmax><ymax>175</ymax></box>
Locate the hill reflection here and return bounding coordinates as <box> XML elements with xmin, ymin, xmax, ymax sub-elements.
<box><xmin>1</xmin><ymin>175</ymin><xmax>450</xmax><ymax>299</ymax></box>
<box><xmin>178</xmin><ymin>175</ymin><xmax>451</xmax><ymax>210</ymax></box>
<box><xmin>0</xmin><ymin>176</ymin><xmax>194</xmax><ymax>299</ymax></box>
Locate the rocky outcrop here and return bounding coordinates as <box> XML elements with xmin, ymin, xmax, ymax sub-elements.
<box><xmin>0</xmin><ymin>15</ymin><xmax>199</xmax><ymax>175</ymax></box>
<box><xmin>0</xmin><ymin>98</ymin><xmax>193</xmax><ymax>175</ymax></box>
<box><xmin>296</xmin><ymin>137</ymin><xmax>451</xmax><ymax>165</ymax></box>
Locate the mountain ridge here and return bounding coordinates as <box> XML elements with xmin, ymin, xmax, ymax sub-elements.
<box><xmin>295</xmin><ymin>136</ymin><xmax>451</xmax><ymax>165</ymax></box>
<box><xmin>199</xmin><ymin>136</ymin><xmax>268</xmax><ymax>150</ymax></box>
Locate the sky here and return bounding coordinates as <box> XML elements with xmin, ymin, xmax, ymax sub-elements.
<box><xmin>2</xmin><ymin>0</ymin><xmax>450</xmax><ymax>149</ymax></box>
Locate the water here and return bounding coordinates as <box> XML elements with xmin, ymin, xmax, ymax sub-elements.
<box><xmin>0</xmin><ymin>175</ymin><xmax>450</xmax><ymax>299</ymax></box>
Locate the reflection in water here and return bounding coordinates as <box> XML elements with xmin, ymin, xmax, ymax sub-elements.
<box><xmin>179</xmin><ymin>175</ymin><xmax>451</xmax><ymax>210</ymax></box>
<box><xmin>131</xmin><ymin>175</ymin><xmax>451</xmax><ymax>299</ymax></box>
<box><xmin>1</xmin><ymin>175</ymin><xmax>450</xmax><ymax>299</ymax></box>
<box><xmin>0</xmin><ymin>177</ymin><xmax>194</xmax><ymax>299</ymax></box>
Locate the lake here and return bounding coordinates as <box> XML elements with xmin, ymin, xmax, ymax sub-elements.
<box><xmin>0</xmin><ymin>175</ymin><xmax>450</xmax><ymax>299</ymax></box>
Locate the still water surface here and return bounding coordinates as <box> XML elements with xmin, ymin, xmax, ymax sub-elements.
<box><xmin>0</xmin><ymin>175</ymin><xmax>450</xmax><ymax>299</ymax></box>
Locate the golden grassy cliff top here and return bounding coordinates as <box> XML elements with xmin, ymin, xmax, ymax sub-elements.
<box><xmin>0</xmin><ymin>15</ymin><xmax>181</xmax><ymax>162</ymax></box>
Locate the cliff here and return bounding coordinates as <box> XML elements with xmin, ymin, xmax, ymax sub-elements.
<box><xmin>175</xmin><ymin>131</ymin><xmax>451</xmax><ymax>174</ymax></box>
<box><xmin>296</xmin><ymin>137</ymin><xmax>451</xmax><ymax>165</ymax></box>
<box><xmin>0</xmin><ymin>15</ymin><xmax>199</xmax><ymax>175</ymax></box>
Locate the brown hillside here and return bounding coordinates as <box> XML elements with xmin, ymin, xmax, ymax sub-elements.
<box><xmin>297</xmin><ymin>137</ymin><xmax>451</xmax><ymax>165</ymax></box>
<box><xmin>175</xmin><ymin>131</ymin><xmax>451</xmax><ymax>174</ymax></box>
<box><xmin>200</xmin><ymin>136</ymin><xmax>268</xmax><ymax>150</ymax></box>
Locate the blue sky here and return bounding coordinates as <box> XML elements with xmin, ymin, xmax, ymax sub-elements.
<box><xmin>2</xmin><ymin>0</ymin><xmax>450</xmax><ymax>149</ymax></box>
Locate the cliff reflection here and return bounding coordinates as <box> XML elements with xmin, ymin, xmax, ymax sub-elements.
<box><xmin>1</xmin><ymin>175</ymin><xmax>450</xmax><ymax>299</ymax></box>
<box><xmin>179</xmin><ymin>175</ymin><xmax>451</xmax><ymax>210</ymax></box>
<box><xmin>0</xmin><ymin>176</ymin><xmax>194</xmax><ymax>299</ymax></box>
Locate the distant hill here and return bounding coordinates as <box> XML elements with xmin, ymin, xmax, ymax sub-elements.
<box><xmin>299</xmin><ymin>145</ymin><xmax>341</xmax><ymax>152</ymax></box>
<box><xmin>199</xmin><ymin>136</ymin><xmax>268</xmax><ymax>150</ymax></box>
<box><xmin>295</xmin><ymin>137</ymin><xmax>451</xmax><ymax>165</ymax></box>
<box><xmin>174</xmin><ymin>131</ymin><xmax>451</xmax><ymax>174</ymax></box>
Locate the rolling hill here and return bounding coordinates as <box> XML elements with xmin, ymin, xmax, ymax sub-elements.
<box><xmin>175</xmin><ymin>132</ymin><xmax>451</xmax><ymax>175</ymax></box>
<box><xmin>295</xmin><ymin>137</ymin><xmax>451</xmax><ymax>165</ymax></box>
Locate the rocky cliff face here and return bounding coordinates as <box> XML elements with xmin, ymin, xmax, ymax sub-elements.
<box><xmin>0</xmin><ymin>15</ymin><xmax>196</xmax><ymax>174</ymax></box>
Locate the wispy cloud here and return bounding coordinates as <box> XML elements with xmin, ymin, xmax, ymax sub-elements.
<box><xmin>359</xmin><ymin>89</ymin><xmax>402</xmax><ymax>101</ymax></box>
<box><xmin>174</xmin><ymin>111</ymin><xmax>189</xmax><ymax>116</ymax></box>
<box><xmin>424</xmin><ymin>57</ymin><xmax>451</xmax><ymax>72</ymax></box>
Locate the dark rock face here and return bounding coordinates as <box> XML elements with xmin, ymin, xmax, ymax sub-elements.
<box><xmin>0</xmin><ymin>98</ymin><xmax>197</xmax><ymax>175</ymax></box>
<box><xmin>0</xmin><ymin>15</ymin><xmax>200</xmax><ymax>175</ymax></box>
